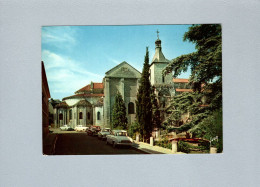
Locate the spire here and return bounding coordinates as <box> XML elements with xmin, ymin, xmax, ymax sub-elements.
<box><xmin>155</xmin><ymin>30</ymin><xmax>161</xmax><ymax>48</ymax></box>
<box><xmin>151</xmin><ymin>30</ymin><xmax>169</xmax><ymax>63</ymax></box>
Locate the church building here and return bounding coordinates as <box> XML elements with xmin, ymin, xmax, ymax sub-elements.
<box><xmin>53</xmin><ymin>32</ymin><xmax>178</xmax><ymax>129</ymax></box>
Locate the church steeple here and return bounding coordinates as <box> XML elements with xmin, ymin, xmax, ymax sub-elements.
<box><xmin>155</xmin><ymin>30</ymin><xmax>161</xmax><ymax>48</ymax></box>
<box><xmin>151</xmin><ymin>30</ymin><xmax>169</xmax><ymax>63</ymax></box>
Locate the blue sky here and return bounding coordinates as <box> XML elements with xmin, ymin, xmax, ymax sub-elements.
<box><xmin>42</xmin><ymin>25</ymin><xmax>196</xmax><ymax>100</ymax></box>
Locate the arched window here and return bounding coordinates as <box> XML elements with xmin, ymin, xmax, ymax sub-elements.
<box><xmin>69</xmin><ymin>110</ymin><xmax>72</xmax><ymax>120</ymax></box>
<box><xmin>59</xmin><ymin>113</ymin><xmax>63</xmax><ymax>120</ymax></box>
<box><xmin>97</xmin><ymin>111</ymin><xmax>100</xmax><ymax>120</ymax></box>
<box><xmin>128</xmin><ymin>102</ymin><xmax>135</xmax><ymax>114</ymax></box>
<box><xmin>87</xmin><ymin>112</ymin><xmax>90</xmax><ymax>120</ymax></box>
<box><xmin>162</xmin><ymin>75</ymin><xmax>165</xmax><ymax>83</ymax></box>
<box><xmin>79</xmin><ymin>112</ymin><xmax>83</xmax><ymax>119</ymax></box>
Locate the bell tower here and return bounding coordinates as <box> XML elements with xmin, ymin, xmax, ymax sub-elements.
<box><xmin>149</xmin><ymin>30</ymin><xmax>172</xmax><ymax>86</ymax></box>
<box><xmin>149</xmin><ymin>30</ymin><xmax>174</xmax><ymax>108</ymax></box>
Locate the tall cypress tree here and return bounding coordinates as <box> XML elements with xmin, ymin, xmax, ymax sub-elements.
<box><xmin>111</xmin><ymin>92</ymin><xmax>128</xmax><ymax>129</ymax></box>
<box><xmin>136</xmin><ymin>47</ymin><xmax>153</xmax><ymax>141</ymax></box>
<box><xmin>151</xmin><ymin>88</ymin><xmax>161</xmax><ymax>129</ymax></box>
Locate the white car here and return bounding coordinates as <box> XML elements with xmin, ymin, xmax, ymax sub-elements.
<box><xmin>98</xmin><ymin>128</ymin><xmax>111</xmax><ymax>140</ymax></box>
<box><xmin>106</xmin><ymin>130</ymin><xmax>133</xmax><ymax>148</ymax></box>
<box><xmin>74</xmin><ymin>125</ymin><xmax>89</xmax><ymax>132</ymax></box>
<box><xmin>60</xmin><ymin>125</ymin><xmax>70</xmax><ymax>131</ymax></box>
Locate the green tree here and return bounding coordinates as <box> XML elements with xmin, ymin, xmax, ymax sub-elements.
<box><xmin>151</xmin><ymin>88</ymin><xmax>161</xmax><ymax>129</ymax></box>
<box><xmin>163</xmin><ymin>24</ymin><xmax>222</xmax><ymax>152</ymax></box>
<box><xmin>136</xmin><ymin>47</ymin><xmax>153</xmax><ymax>141</ymax></box>
<box><xmin>127</xmin><ymin>121</ymin><xmax>141</xmax><ymax>139</ymax></box>
<box><xmin>111</xmin><ymin>92</ymin><xmax>128</xmax><ymax>129</ymax></box>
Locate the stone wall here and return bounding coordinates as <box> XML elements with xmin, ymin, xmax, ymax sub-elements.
<box><xmin>150</xmin><ymin>63</ymin><xmax>172</xmax><ymax>85</ymax></box>
<box><xmin>94</xmin><ymin>106</ymin><xmax>104</xmax><ymax>127</ymax></box>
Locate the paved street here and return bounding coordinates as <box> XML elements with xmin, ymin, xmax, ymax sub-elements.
<box><xmin>54</xmin><ymin>133</ymin><xmax>147</xmax><ymax>155</ymax></box>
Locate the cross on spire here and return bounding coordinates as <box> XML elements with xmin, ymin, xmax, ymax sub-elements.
<box><xmin>156</xmin><ymin>30</ymin><xmax>160</xmax><ymax>39</ymax></box>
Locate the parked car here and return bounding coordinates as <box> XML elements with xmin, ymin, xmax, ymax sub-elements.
<box><xmin>60</xmin><ymin>125</ymin><xmax>70</xmax><ymax>131</ymax></box>
<box><xmin>74</xmin><ymin>125</ymin><xmax>89</xmax><ymax>132</ymax></box>
<box><xmin>98</xmin><ymin>128</ymin><xmax>111</xmax><ymax>140</ymax></box>
<box><xmin>106</xmin><ymin>130</ymin><xmax>133</xmax><ymax>148</ymax></box>
<box><xmin>87</xmin><ymin>126</ymin><xmax>101</xmax><ymax>136</ymax></box>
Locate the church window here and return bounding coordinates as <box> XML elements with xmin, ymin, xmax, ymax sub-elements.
<box><xmin>162</xmin><ymin>75</ymin><xmax>165</xmax><ymax>83</ymax></box>
<box><xmin>97</xmin><ymin>112</ymin><xmax>101</xmax><ymax>120</ymax></box>
<box><xmin>87</xmin><ymin>112</ymin><xmax>90</xmax><ymax>120</ymax></box>
<box><xmin>59</xmin><ymin>113</ymin><xmax>63</xmax><ymax>120</ymax></box>
<box><xmin>69</xmin><ymin>110</ymin><xmax>72</xmax><ymax>120</ymax></box>
<box><xmin>128</xmin><ymin>102</ymin><xmax>135</xmax><ymax>114</ymax></box>
<box><xmin>79</xmin><ymin>112</ymin><xmax>83</xmax><ymax>119</ymax></box>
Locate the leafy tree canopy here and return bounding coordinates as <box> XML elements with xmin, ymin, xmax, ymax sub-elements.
<box><xmin>162</xmin><ymin>24</ymin><xmax>222</xmax><ymax>149</ymax></box>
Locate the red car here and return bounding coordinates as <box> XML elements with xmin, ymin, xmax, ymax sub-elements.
<box><xmin>87</xmin><ymin>126</ymin><xmax>101</xmax><ymax>136</ymax></box>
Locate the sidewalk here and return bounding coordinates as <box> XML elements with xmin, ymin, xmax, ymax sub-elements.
<box><xmin>132</xmin><ymin>141</ymin><xmax>185</xmax><ymax>154</ymax></box>
<box><xmin>43</xmin><ymin>133</ymin><xmax>58</xmax><ymax>155</ymax></box>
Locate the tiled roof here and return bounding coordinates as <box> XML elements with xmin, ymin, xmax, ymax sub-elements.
<box><xmin>55</xmin><ymin>101</ymin><xmax>69</xmax><ymax>108</ymax></box>
<box><xmin>76</xmin><ymin>82</ymin><xmax>103</xmax><ymax>93</ymax></box>
<box><xmin>175</xmin><ymin>89</ymin><xmax>193</xmax><ymax>92</ymax></box>
<box><xmin>93</xmin><ymin>83</ymin><xmax>103</xmax><ymax>89</ymax></box>
<box><xmin>63</xmin><ymin>93</ymin><xmax>104</xmax><ymax>100</ymax></box>
<box><xmin>200</xmin><ymin>104</ymin><xmax>209</xmax><ymax>107</ymax></box>
<box><xmin>173</xmin><ymin>78</ymin><xmax>189</xmax><ymax>83</ymax></box>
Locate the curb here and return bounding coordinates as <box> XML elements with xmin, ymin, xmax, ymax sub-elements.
<box><xmin>132</xmin><ymin>142</ymin><xmax>166</xmax><ymax>154</ymax></box>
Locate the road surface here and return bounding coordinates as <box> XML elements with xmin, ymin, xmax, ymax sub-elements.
<box><xmin>54</xmin><ymin>133</ymin><xmax>147</xmax><ymax>155</ymax></box>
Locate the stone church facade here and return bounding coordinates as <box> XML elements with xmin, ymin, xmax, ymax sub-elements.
<box><xmin>53</xmin><ymin>35</ymin><xmax>176</xmax><ymax>129</ymax></box>
<box><xmin>103</xmin><ymin>61</ymin><xmax>141</xmax><ymax>127</ymax></box>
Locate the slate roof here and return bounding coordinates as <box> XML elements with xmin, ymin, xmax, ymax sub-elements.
<box><xmin>151</xmin><ymin>39</ymin><xmax>170</xmax><ymax>64</ymax></box>
<box><xmin>151</xmin><ymin>48</ymin><xmax>170</xmax><ymax>63</ymax></box>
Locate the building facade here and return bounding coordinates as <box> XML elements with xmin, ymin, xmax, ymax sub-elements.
<box><xmin>103</xmin><ymin>61</ymin><xmax>141</xmax><ymax>128</ymax></box>
<box><xmin>53</xmin><ymin>82</ymin><xmax>104</xmax><ymax>128</ymax></box>
<box><xmin>42</xmin><ymin>61</ymin><xmax>51</xmax><ymax>139</ymax></box>
<box><xmin>52</xmin><ymin>35</ymin><xmax>192</xmax><ymax>129</ymax></box>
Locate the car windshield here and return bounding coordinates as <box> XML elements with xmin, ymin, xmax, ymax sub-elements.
<box><xmin>103</xmin><ymin>129</ymin><xmax>110</xmax><ymax>132</ymax></box>
<box><xmin>117</xmin><ymin>132</ymin><xmax>127</xmax><ymax>136</ymax></box>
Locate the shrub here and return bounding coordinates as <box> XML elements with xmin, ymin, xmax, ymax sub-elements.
<box><xmin>155</xmin><ymin>137</ymin><xmax>172</xmax><ymax>150</ymax></box>
<box><xmin>127</xmin><ymin>122</ymin><xmax>141</xmax><ymax>139</ymax></box>
<box><xmin>178</xmin><ymin>140</ymin><xmax>191</xmax><ymax>153</ymax></box>
<box><xmin>190</xmin><ymin>109</ymin><xmax>223</xmax><ymax>153</ymax></box>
